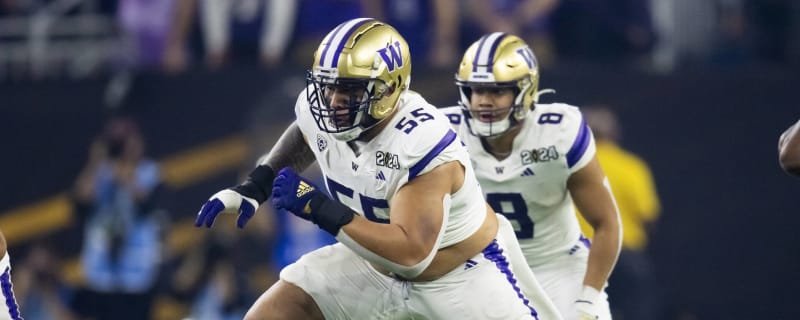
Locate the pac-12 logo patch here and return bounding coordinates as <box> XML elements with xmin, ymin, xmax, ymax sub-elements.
<box><xmin>316</xmin><ymin>134</ymin><xmax>328</xmax><ymax>152</ymax></box>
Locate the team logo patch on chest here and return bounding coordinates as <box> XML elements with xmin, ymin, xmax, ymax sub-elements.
<box><xmin>520</xmin><ymin>145</ymin><xmax>559</xmax><ymax>164</ymax></box>
<box><xmin>316</xmin><ymin>134</ymin><xmax>328</xmax><ymax>152</ymax></box>
<box><xmin>376</xmin><ymin>151</ymin><xmax>400</xmax><ymax>170</ymax></box>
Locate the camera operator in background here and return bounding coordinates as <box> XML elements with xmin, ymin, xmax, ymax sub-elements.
<box><xmin>71</xmin><ymin>116</ymin><xmax>165</xmax><ymax>320</ymax></box>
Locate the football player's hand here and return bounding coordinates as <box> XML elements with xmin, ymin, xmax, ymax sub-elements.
<box><xmin>575</xmin><ymin>285</ymin><xmax>601</xmax><ymax>320</ymax></box>
<box><xmin>575</xmin><ymin>301</ymin><xmax>599</xmax><ymax>320</ymax></box>
<box><xmin>195</xmin><ymin>165</ymin><xmax>275</xmax><ymax>229</ymax></box>
<box><xmin>271</xmin><ymin>168</ymin><xmax>324</xmax><ymax>220</ymax></box>
<box><xmin>195</xmin><ymin>189</ymin><xmax>259</xmax><ymax>228</ymax></box>
<box><xmin>271</xmin><ymin>167</ymin><xmax>354</xmax><ymax>236</ymax></box>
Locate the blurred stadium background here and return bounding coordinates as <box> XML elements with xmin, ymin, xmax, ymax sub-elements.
<box><xmin>1</xmin><ymin>0</ymin><xmax>799</xmax><ymax>319</ymax></box>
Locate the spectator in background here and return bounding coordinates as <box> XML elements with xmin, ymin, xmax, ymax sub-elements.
<box><xmin>0</xmin><ymin>228</ymin><xmax>22</xmax><ymax>320</ymax></box>
<box><xmin>360</xmin><ymin>0</ymin><xmax>460</xmax><ymax>69</ymax></box>
<box><xmin>649</xmin><ymin>0</ymin><xmax>745</xmax><ymax>72</ymax></box>
<box><xmin>118</xmin><ymin>0</ymin><xmax>180</xmax><ymax>69</ymax></box>
<box><xmin>198</xmin><ymin>0</ymin><xmax>298</xmax><ymax>69</ymax></box>
<box><xmin>162</xmin><ymin>0</ymin><xmax>197</xmax><ymax>72</ymax></box>
<box><xmin>174</xmin><ymin>1</ymin><xmax>362</xmax><ymax>69</ymax></box>
<box><xmin>169</xmin><ymin>229</ymin><xmax>252</xmax><ymax>320</ymax></box>
<box><xmin>12</xmin><ymin>242</ymin><xmax>75</xmax><ymax>320</ymax></box>
<box><xmin>579</xmin><ymin>106</ymin><xmax>662</xmax><ymax>320</ymax></box>
<box><xmin>71</xmin><ymin>116</ymin><xmax>165</xmax><ymax>320</ymax></box>
<box><xmin>552</xmin><ymin>0</ymin><xmax>653</xmax><ymax>66</ymax></box>
<box><xmin>0</xmin><ymin>0</ymin><xmax>21</xmax><ymax>16</ymax></box>
<box><xmin>283</xmin><ymin>0</ymin><xmax>362</xmax><ymax>67</ymax></box>
<box><xmin>779</xmin><ymin>119</ymin><xmax>800</xmax><ymax>176</ymax></box>
<box><xmin>163</xmin><ymin>0</ymin><xmax>298</xmax><ymax>71</ymax></box>
<box><xmin>462</xmin><ymin>0</ymin><xmax>561</xmax><ymax>67</ymax></box>
<box><xmin>746</xmin><ymin>0</ymin><xmax>798</xmax><ymax>64</ymax></box>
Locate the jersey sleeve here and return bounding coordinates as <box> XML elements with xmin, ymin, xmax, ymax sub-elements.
<box><xmin>439</xmin><ymin>106</ymin><xmax>466</xmax><ymax>127</ymax></box>
<box><xmin>438</xmin><ymin>105</ymin><xmax>472</xmax><ymax>147</ymax></box>
<box><xmin>561</xmin><ymin>105</ymin><xmax>597</xmax><ymax>174</ymax></box>
<box><xmin>406</xmin><ymin>129</ymin><xmax>460</xmax><ymax>180</ymax></box>
<box><xmin>398</xmin><ymin>104</ymin><xmax>469</xmax><ymax>183</ymax></box>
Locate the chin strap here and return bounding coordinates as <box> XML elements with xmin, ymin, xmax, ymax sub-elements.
<box><xmin>534</xmin><ymin>88</ymin><xmax>556</xmax><ymax>101</ymax></box>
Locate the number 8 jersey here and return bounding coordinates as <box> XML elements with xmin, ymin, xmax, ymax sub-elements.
<box><xmin>442</xmin><ymin>103</ymin><xmax>596</xmax><ymax>268</ymax></box>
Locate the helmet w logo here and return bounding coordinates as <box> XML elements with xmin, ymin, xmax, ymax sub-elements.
<box><xmin>377</xmin><ymin>41</ymin><xmax>404</xmax><ymax>72</ymax></box>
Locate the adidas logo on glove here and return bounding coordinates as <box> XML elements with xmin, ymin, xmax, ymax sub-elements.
<box><xmin>297</xmin><ymin>181</ymin><xmax>315</xmax><ymax>198</ymax></box>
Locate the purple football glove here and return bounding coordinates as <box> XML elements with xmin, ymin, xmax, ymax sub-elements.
<box><xmin>195</xmin><ymin>190</ymin><xmax>258</xmax><ymax>228</ymax></box>
<box><xmin>195</xmin><ymin>165</ymin><xmax>274</xmax><ymax>229</ymax></box>
<box><xmin>271</xmin><ymin>167</ymin><xmax>324</xmax><ymax>220</ymax></box>
<box><xmin>271</xmin><ymin>167</ymin><xmax>354</xmax><ymax>235</ymax></box>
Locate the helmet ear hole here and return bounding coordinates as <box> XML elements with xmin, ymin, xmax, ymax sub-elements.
<box><xmin>397</xmin><ymin>75</ymin><xmax>403</xmax><ymax>89</ymax></box>
<box><xmin>384</xmin><ymin>84</ymin><xmax>396</xmax><ymax>98</ymax></box>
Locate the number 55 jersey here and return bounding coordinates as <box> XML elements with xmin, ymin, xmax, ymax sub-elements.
<box><xmin>441</xmin><ymin>103</ymin><xmax>596</xmax><ymax>269</ymax></box>
<box><xmin>296</xmin><ymin>89</ymin><xmax>484</xmax><ymax>237</ymax></box>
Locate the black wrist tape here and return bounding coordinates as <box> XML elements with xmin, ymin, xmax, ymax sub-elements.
<box><xmin>231</xmin><ymin>165</ymin><xmax>275</xmax><ymax>204</ymax></box>
<box><xmin>308</xmin><ymin>193</ymin><xmax>355</xmax><ymax>236</ymax></box>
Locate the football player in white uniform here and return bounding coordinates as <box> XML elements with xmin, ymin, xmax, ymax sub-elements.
<box><xmin>195</xmin><ymin>19</ymin><xmax>561</xmax><ymax>319</ymax></box>
<box><xmin>0</xmin><ymin>229</ymin><xmax>22</xmax><ymax>320</ymax></box>
<box><xmin>441</xmin><ymin>33</ymin><xmax>622</xmax><ymax>320</ymax></box>
<box><xmin>779</xmin><ymin>119</ymin><xmax>800</xmax><ymax>176</ymax></box>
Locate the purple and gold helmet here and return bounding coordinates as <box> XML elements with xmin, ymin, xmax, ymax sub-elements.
<box><xmin>455</xmin><ymin>33</ymin><xmax>540</xmax><ymax>137</ymax></box>
<box><xmin>307</xmin><ymin>18</ymin><xmax>412</xmax><ymax>141</ymax></box>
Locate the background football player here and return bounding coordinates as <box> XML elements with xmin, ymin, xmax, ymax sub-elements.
<box><xmin>442</xmin><ymin>33</ymin><xmax>621</xmax><ymax>320</ymax></box>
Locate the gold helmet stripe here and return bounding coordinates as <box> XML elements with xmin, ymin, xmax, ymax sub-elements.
<box><xmin>472</xmin><ymin>32</ymin><xmax>506</xmax><ymax>74</ymax></box>
<box><xmin>319</xmin><ymin>17</ymin><xmax>374</xmax><ymax>68</ymax></box>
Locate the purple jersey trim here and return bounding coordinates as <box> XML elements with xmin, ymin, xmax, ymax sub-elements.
<box><xmin>1</xmin><ymin>267</ymin><xmax>21</xmax><ymax>320</ymax></box>
<box><xmin>579</xmin><ymin>234</ymin><xmax>592</xmax><ymax>249</ymax></box>
<box><xmin>409</xmin><ymin>129</ymin><xmax>457</xmax><ymax>180</ymax></box>
<box><xmin>482</xmin><ymin>240</ymin><xmax>539</xmax><ymax>319</ymax></box>
<box><xmin>567</xmin><ymin>119</ymin><xmax>591</xmax><ymax>168</ymax></box>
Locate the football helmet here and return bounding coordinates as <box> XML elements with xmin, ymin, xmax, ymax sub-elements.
<box><xmin>307</xmin><ymin>18</ymin><xmax>412</xmax><ymax>141</ymax></box>
<box><xmin>455</xmin><ymin>32</ymin><xmax>540</xmax><ymax>137</ymax></box>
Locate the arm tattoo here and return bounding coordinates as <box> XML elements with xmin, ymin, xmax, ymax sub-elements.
<box><xmin>257</xmin><ymin>121</ymin><xmax>316</xmax><ymax>171</ymax></box>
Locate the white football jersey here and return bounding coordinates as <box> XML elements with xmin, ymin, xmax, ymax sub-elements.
<box><xmin>294</xmin><ymin>89</ymin><xmax>487</xmax><ymax>248</ymax></box>
<box><xmin>0</xmin><ymin>252</ymin><xmax>21</xmax><ymax>320</ymax></box>
<box><xmin>442</xmin><ymin>103</ymin><xmax>596</xmax><ymax>268</ymax></box>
